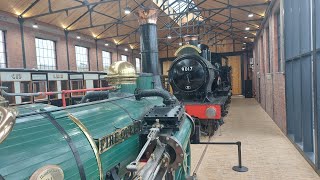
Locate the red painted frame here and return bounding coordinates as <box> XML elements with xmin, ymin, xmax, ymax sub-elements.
<box><xmin>185</xmin><ymin>104</ymin><xmax>221</xmax><ymax>120</ymax></box>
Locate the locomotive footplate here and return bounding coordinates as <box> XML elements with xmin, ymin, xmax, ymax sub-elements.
<box><xmin>143</xmin><ymin>104</ymin><xmax>185</xmax><ymax>130</ymax></box>
<box><xmin>216</xmin><ymin>86</ymin><xmax>232</xmax><ymax>96</ymax></box>
<box><xmin>210</xmin><ymin>96</ymin><xmax>229</xmax><ymax>105</ymax></box>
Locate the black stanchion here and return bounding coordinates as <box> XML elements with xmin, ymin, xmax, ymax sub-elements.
<box><xmin>198</xmin><ymin>141</ymin><xmax>248</xmax><ymax>172</ymax></box>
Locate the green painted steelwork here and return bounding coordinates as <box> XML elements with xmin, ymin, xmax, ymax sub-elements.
<box><xmin>0</xmin><ymin>94</ymin><xmax>192</xmax><ymax>179</ymax></box>
<box><xmin>173</xmin><ymin>116</ymin><xmax>193</xmax><ymax>179</ymax></box>
<box><xmin>119</xmin><ymin>83</ymin><xmax>137</xmax><ymax>94</ymax></box>
<box><xmin>137</xmin><ymin>74</ymin><xmax>154</xmax><ymax>90</ymax></box>
<box><xmin>0</xmin><ymin>96</ymin><xmax>162</xmax><ymax>179</ymax></box>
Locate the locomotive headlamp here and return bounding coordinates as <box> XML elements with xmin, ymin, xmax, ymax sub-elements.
<box><xmin>206</xmin><ymin>107</ymin><xmax>217</xmax><ymax>118</ymax></box>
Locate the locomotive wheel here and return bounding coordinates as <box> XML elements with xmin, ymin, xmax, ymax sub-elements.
<box><xmin>214</xmin><ymin>121</ymin><xmax>219</xmax><ymax>131</ymax></box>
<box><xmin>208</xmin><ymin>120</ymin><xmax>216</xmax><ymax>136</ymax></box>
<box><xmin>200</xmin><ymin>120</ymin><xmax>215</xmax><ymax>136</ymax></box>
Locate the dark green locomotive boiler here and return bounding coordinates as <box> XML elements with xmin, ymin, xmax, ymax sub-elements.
<box><xmin>0</xmin><ymin>88</ymin><xmax>193</xmax><ymax>179</ymax></box>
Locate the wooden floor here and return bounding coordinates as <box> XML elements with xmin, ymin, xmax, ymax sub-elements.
<box><xmin>190</xmin><ymin>97</ymin><xmax>320</xmax><ymax>180</ymax></box>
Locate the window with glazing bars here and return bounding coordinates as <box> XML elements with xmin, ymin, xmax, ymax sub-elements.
<box><xmin>135</xmin><ymin>58</ymin><xmax>141</xmax><ymax>73</ymax></box>
<box><xmin>277</xmin><ymin>12</ymin><xmax>281</xmax><ymax>72</ymax></box>
<box><xmin>35</xmin><ymin>38</ymin><xmax>56</xmax><ymax>70</ymax></box>
<box><xmin>75</xmin><ymin>46</ymin><xmax>89</xmax><ymax>71</ymax></box>
<box><xmin>0</xmin><ymin>30</ymin><xmax>6</xmax><ymax>68</ymax></box>
<box><xmin>121</xmin><ymin>55</ymin><xmax>128</xmax><ymax>61</ymax></box>
<box><xmin>102</xmin><ymin>51</ymin><xmax>111</xmax><ymax>72</ymax></box>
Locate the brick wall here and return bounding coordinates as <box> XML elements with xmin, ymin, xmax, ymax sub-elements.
<box><xmin>252</xmin><ymin>0</ymin><xmax>287</xmax><ymax>133</ymax></box>
<box><xmin>0</xmin><ymin>19</ymin><xmax>23</xmax><ymax>68</ymax></box>
<box><xmin>0</xmin><ymin>11</ymin><xmax>140</xmax><ymax>71</ymax></box>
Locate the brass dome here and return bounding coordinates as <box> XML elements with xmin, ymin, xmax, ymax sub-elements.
<box><xmin>106</xmin><ymin>61</ymin><xmax>137</xmax><ymax>86</ymax></box>
<box><xmin>108</xmin><ymin>61</ymin><xmax>136</xmax><ymax>76</ymax></box>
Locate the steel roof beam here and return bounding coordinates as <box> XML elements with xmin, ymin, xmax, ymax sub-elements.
<box><xmin>69</xmin><ymin>1</ymin><xmax>263</xmax><ymax>32</ymax></box>
<box><xmin>157</xmin><ymin>0</ymin><xmax>206</xmax><ymax>41</ymax></box>
<box><xmin>24</xmin><ymin>0</ymin><xmax>118</xmax><ymax>20</ymax></box>
<box><xmin>198</xmin><ymin>19</ymin><xmax>229</xmax><ymax>39</ymax></box>
<box><xmin>212</xmin><ymin>0</ymin><xmax>266</xmax><ymax>17</ymax></box>
<box><xmin>20</xmin><ymin>0</ymin><xmax>41</xmax><ymax>16</ymax></box>
<box><xmin>95</xmin><ymin>0</ymin><xmax>151</xmax><ymax>40</ymax></box>
<box><xmin>211</xmin><ymin>11</ymin><xmax>259</xmax><ymax>28</ymax></box>
<box><xmin>94</xmin><ymin>0</ymin><xmax>148</xmax><ymax>38</ymax></box>
<box><xmin>66</xmin><ymin>8</ymin><xmax>91</xmax><ymax>29</ymax></box>
<box><xmin>93</xmin><ymin>10</ymin><xmax>119</xmax><ymax>21</ymax></box>
<box><xmin>157</xmin><ymin>1</ymin><xmax>269</xmax><ymax>17</ymax></box>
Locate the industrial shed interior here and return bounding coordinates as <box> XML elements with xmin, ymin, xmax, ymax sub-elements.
<box><xmin>0</xmin><ymin>0</ymin><xmax>320</xmax><ymax>179</ymax></box>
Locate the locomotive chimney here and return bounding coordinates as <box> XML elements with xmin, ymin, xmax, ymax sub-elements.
<box><xmin>184</xmin><ymin>35</ymin><xmax>199</xmax><ymax>46</ymax></box>
<box><xmin>135</xmin><ymin>8</ymin><xmax>162</xmax><ymax>89</ymax></box>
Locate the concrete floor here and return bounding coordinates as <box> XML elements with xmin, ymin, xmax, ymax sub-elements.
<box><xmin>190</xmin><ymin>97</ymin><xmax>320</xmax><ymax>180</ymax></box>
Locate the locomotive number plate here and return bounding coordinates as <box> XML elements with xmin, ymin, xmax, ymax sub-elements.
<box><xmin>181</xmin><ymin>66</ymin><xmax>193</xmax><ymax>72</ymax></box>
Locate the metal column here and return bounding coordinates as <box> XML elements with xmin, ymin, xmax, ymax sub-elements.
<box><xmin>18</xmin><ymin>16</ymin><xmax>26</xmax><ymax>69</ymax></box>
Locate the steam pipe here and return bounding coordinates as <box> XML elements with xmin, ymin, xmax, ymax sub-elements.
<box><xmin>134</xmin><ymin>88</ymin><xmax>176</xmax><ymax>105</ymax></box>
<box><xmin>79</xmin><ymin>91</ymin><xmax>109</xmax><ymax>103</ymax></box>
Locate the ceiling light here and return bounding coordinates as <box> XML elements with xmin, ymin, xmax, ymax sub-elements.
<box><xmin>248</xmin><ymin>13</ymin><xmax>254</xmax><ymax>18</ymax></box>
<box><xmin>179</xmin><ymin>42</ymin><xmax>182</xmax><ymax>46</ymax></box>
<box><xmin>105</xmin><ymin>43</ymin><xmax>109</xmax><ymax>46</ymax></box>
<box><xmin>76</xmin><ymin>36</ymin><xmax>81</xmax><ymax>39</ymax></box>
<box><xmin>32</xmin><ymin>24</ymin><xmax>38</xmax><ymax>28</ymax></box>
<box><xmin>167</xmin><ymin>35</ymin><xmax>172</xmax><ymax>39</ymax></box>
<box><xmin>243</xmin><ymin>42</ymin><xmax>246</xmax><ymax>45</ymax></box>
<box><xmin>244</xmin><ymin>36</ymin><xmax>248</xmax><ymax>39</ymax></box>
<box><xmin>242</xmin><ymin>47</ymin><xmax>246</xmax><ymax>50</ymax></box>
<box><xmin>125</xmin><ymin>48</ymin><xmax>128</xmax><ymax>51</ymax></box>
<box><xmin>124</xmin><ymin>7</ymin><xmax>131</xmax><ymax>14</ymax></box>
<box><xmin>245</xmin><ymin>27</ymin><xmax>250</xmax><ymax>30</ymax></box>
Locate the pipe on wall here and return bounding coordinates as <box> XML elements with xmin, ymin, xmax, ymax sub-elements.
<box><xmin>64</xmin><ymin>30</ymin><xmax>70</xmax><ymax>70</ymax></box>
<box><xmin>18</xmin><ymin>16</ymin><xmax>26</xmax><ymax>69</ymax></box>
<box><xmin>95</xmin><ymin>39</ymin><xmax>99</xmax><ymax>70</ymax></box>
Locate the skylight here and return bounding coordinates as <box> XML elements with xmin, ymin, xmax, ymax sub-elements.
<box><xmin>153</xmin><ymin>0</ymin><xmax>203</xmax><ymax>25</ymax></box>
<box><xmin>169</xmin><ymin>0</ymin><xmax>192</xmax><ymax>14</ymax></box>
